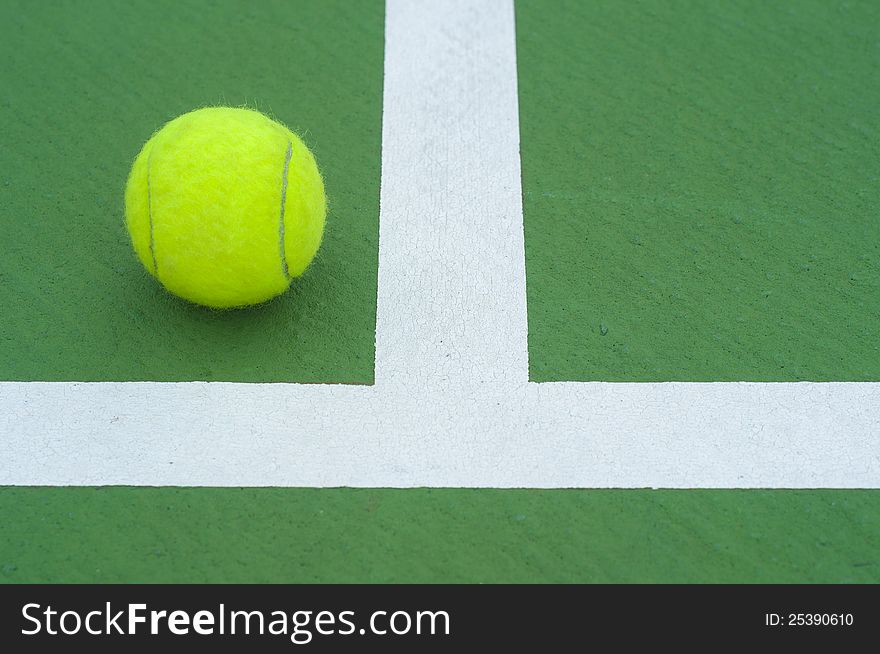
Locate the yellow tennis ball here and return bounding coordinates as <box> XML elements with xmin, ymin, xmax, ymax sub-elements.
<box><xmin>125</xmin><ymin>107</ymin><xmax>326</xmax><ymax>309</ymax></box>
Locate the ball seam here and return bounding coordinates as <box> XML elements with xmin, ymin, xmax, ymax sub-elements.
<box><xmin>278</xmin><ymin>140</ymin><xmax>293</xmax><ymax>281</ymax></box>
<box><xmin>146</xmin><ymin>151</ymin><xmax>159</xmax><ymax>276</ymax></box>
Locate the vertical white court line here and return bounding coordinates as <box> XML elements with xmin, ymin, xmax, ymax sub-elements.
<box><xmin>374</xmin><ymin>0</ymin><xmax>529</xmax><ymax>388</ymax></box>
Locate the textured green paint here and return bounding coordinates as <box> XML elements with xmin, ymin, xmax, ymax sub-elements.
<box><xmin>0</xmin><ymin>0</ymin><xmax>383</xmax><ymax>382</ymax></box>
<box><xmin>518</xmin><ymin>0</ymin><xmax>880</xmax><ymax>381</ymax></box>
<box><xmin>1</xmin><ymin>488</ymin><xmax>878</xmax><ymax>583</ymax></box>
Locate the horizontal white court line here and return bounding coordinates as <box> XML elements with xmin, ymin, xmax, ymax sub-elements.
<box><xmin>1</xmin><ymin>382</ymin><xmax>878</xmax><ymax>487</ymax></box>
<box><xmin>1</xmin><ymin>0</ymin><xmax>878</xmax><ymax>488</ymax></box>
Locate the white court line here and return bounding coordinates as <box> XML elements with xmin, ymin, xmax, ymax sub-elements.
<box><xmin>0</xmin><ymin>0</ymin><xmax>878</xmax><ymax>488</ymax></box>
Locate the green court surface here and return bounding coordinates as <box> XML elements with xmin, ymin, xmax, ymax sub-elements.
<box><xmin>2</xmin><ymin>489</ymin><xmax>879</xmax><ymax>583</ymax></box>
<box><xmin>2</xmin><ymin>0</ymin><xmax>879</xmax><ymax>584</ymax></box>
<box><xmin>0</xmin><ymin>0</ymin><xmax>383</xmax><ymax>383</ymax></box>
<box><xmin>519</xmin><ymin>0</ymin><xmax>879</xmax><ymax>382</ymax></box>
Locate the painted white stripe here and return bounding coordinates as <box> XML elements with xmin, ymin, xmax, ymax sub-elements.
<box><xmin>375</xmin><ymin>0</ymin><xmax>528</xmax><ymax>386</ymax></box>
<box><xmin>1</xmin><ymin>381</ymin><xmax>878</xmax><ymax>487</ymax></box>
<box><xmin>1</xmin><ymin>0</ymin><xmax>878</xmax><ymax>488</ymax></box>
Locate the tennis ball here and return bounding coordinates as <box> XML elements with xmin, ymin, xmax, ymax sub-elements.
<box><xmin>125</xmin><ymin>107</ymin><xmax>326</xmax><ymax>309</ymax></box>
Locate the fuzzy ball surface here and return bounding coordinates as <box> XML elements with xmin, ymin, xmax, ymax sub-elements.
<box><xmin>125</xmin><ymin>107</ymin><xmax>326</xmax><ymax>309</ymax></box>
